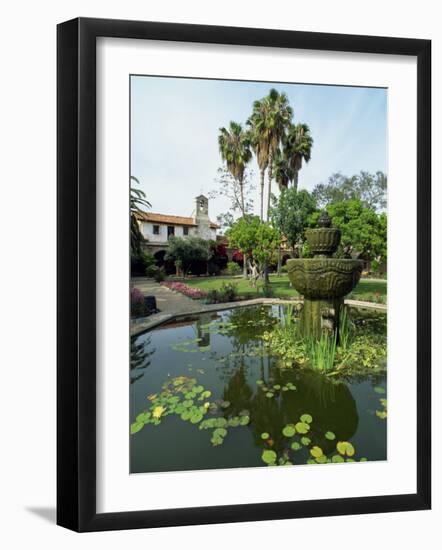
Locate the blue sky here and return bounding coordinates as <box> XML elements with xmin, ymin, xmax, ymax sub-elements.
<box><xmin>131</xmin><ymin>75</ymin><xmax>387</xmax><ymax>223</ymax></box>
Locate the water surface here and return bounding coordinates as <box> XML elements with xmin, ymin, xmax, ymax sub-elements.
<box><xmin>130</xmin><ymin>305</ymin><xmax>387</xmax><ymax>473</ymax></box>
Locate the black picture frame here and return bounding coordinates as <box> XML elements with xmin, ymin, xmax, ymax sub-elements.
<box><xmin>57</xmin><ymin>17</ymin><xmax>431</xmax><ymax>532</ymax></box>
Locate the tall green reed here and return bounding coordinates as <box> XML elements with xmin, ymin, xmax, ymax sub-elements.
<box><xmin>306</xmin><ymin>330</ymin><xmax>338</xmax><ymax>373</ymax></box>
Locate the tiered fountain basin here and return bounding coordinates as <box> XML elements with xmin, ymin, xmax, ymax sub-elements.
<box><xmin>286</xmin><ymin>211</ymin><xmax>363</xmax><ymax>339</ymax></box>
<box><xmin>287</xmin><ymin>258</ymin><xmax>362</xmax><ymax>300</ymax></box>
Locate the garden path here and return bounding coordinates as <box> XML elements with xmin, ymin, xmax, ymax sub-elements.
<box><xmin>132</xmin><ymin>278</ymin><xmax>202</xmax><ymax>315</ymax></box>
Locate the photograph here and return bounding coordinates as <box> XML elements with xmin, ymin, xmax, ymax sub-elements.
<box><xmin>129</xmin><ymin>75</ymin><xmax>388</xmax><ymax>473</ymax></box>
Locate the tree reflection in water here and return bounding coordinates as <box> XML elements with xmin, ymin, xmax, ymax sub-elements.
<box><xmin>219</xmin><ymin>306</ymin><xmax>359</xmax><ymax>459</ymax></box>
<box><xmin>130</xmin><ymin>334</ymin><xmax>155</xmax><ymax>384</ymax></box>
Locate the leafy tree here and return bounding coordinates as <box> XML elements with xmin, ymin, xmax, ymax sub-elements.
<box><xmin>283</xmin><ymin>123</ymin><xmax>313</xmax><ymax>191</ymax></box>
<box><xmin>164</xmin><ymin>236</ymin><xmax>210</xmax><ymax>277</ymax></box>
<box><xmin>327</xmin><ymin>199</ymin><xmax>387</xmax><ymax>264</ymax></box>
<box><xmin>218</xmin><ymin>121</ymin><xmax>252</xmax><ymax>215</ymax></box>
<box><xmin>270</xmin><ymin>188</ymin><xmax>318</xmax><ymax>254</ymax></box>
<box><xmin>226</xmin><ymin>216</ymin><xmax>280</xmax><ymax>284</ymax></box>
<box><xmin>312</xmin><ymin>171</ymin><xmax>387</xmax><ymax>212</ymax></box>
<box><xmin>130</xmin><ymin>176</ymin><xmax>151</xmax><ymax>256</ymax></box>
<box><xmin>247</xmin><ymin>89</ymin><xmax>293</xmax><ymax>220</ymax></box>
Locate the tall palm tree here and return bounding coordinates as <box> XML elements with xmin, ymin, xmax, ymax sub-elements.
<box><xmin>218</xmin><ymin>121</ymin><xmax>252</xmax><ymax>215</ymax></box>
<box><xmin>218</xmin><ymin>121</ymin><xmax>252</xmax><ymax>277</ymax></box>
<box><xmin>248</xmin><ymin>89</ymin><xmax>293</xmax><ymax>220</ymax></box>
<box><xmin>273</xmin><ymin>148</ymin><xmax>293</xmax><ymax>190</ymax></box>
<box><xmin>284</xmin><ymin>123</ymin><xmax>313</xmax><ymax>192</ymax></box>
<box><xmin>247</xmin><ymin>113</ymin><xmax>269</xmax><ymax>221</ymax></box>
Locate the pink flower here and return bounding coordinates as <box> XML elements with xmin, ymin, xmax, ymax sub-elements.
<box><xmin>131</xmin><ymin>287</ymin><xmax>144</xmax><ymax>304</ymax></box>
<box><xmin>160</xmin><ymin>281</ymin><xmax>207</xmax><ymax>300</ymax></box>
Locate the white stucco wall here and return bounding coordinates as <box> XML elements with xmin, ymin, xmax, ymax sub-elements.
<box><xmin>142</xmin><ymin>222</ymin><xmax>199</xmax><ymax>242</ymax></box>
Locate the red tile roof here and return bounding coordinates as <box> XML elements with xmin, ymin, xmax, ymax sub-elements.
<box><xmin>136</xmin><ymin>211</ymin><xmax>219</xmax><ymax>229</ymax></box>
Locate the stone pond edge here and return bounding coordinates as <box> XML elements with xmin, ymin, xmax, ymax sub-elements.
<box><xmin>130</xmin><ymin>297</ymin><xmax>387</xmax><ymax>338</ymax></box>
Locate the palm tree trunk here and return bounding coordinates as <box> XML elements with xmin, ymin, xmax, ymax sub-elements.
<box><xmin>267</xmin><ymin>151</ymin><xmax>274</xmax><ymax>221</ymax></box>
<box><xmin>239</xmin><ymin>175</ymin><xmax>245</xmax><ymax>215</ymax></box>
<box><xmin>293</xmin><ymin>169</ymin><xmax>299</xmax><ymax>192</ymax></box>
<box><xmin>260</xmin><ymin>168</ymin><xmax>265</xmax><ymax>221</ymax></box>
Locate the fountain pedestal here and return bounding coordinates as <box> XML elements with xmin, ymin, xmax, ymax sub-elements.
<box><xmin>287</xmin><ymin>211</ymin><xmax>363</xmax><ymax>340</ymax></box>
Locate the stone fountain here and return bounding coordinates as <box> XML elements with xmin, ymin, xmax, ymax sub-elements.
<box><xmin>286</xmin><ymin>211</ymin><xmax>363</xmax><ymax>340</ymax></box>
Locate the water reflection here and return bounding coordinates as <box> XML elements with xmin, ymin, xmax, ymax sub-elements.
<box><xmin>130</xmin><ymin>305</ymin><xmax>386</xmax><ymax>472</ymax></box>
<box><xmin>130</xmin><ymin>334</ymin><xmax>154</xmax><ymax>384</ymax></box>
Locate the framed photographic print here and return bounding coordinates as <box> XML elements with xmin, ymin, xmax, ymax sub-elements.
<box><xmin>57</xmin><ymin>17</ymin><xmax>431</xmax><ymax>532</ymax></box>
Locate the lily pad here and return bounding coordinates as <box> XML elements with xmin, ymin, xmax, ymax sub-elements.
<box><xmin>315</xmin><ymin>455</ymin><xmax>327</xmax><ymax>464</ymax></box>
<box><xmin>261</xmin><ymin>450</ymin><xmax>277</xmax><ymax>465</ymax></box>
<box><xmin>136</xmin><ymin>412</ymin><xmax>150</xmax><ymax>424</ymax></box>
<box><xmin>332</xmin><ymin>454</ymin><xmax>345</xmax><ymax>463</ymax></box>
<box><xmin>310</xmin><ymin>446</ymin><xmax>323</xmax><ymax>459</ymax></box>
<box><xmin>300</xmin><ymin>414</ymin><xmax>313</xmax><ymax>424</ymax></box>
<box><xmin>282</xmin><ymin>424</ymin><xmax>296</xmax><ymax>437</ymax></box>
<box><xmin>291</xmin><ymin>441</ymin><xmax>302</xmax><ymax>451</ymax></box>
<box><xmin>261</xmin><ymin>432</ymin><xmax>270</xmax><ymax>440</ymax></box>
<box><xmin>215</xmin><ymin>417</ymin><xmax>228</xmax><ymax>428</ymax></box>
<box><xmin>295</xmin><ymin>421</ymin><xmax>310</xmax><ymax>434</ymax></box>
<box><xmin>374</xmin><ymin>386</ymin><xmax>386</xmax><ymax>394</ymax></box>
<box><xmin>325</xmin><ymin>431</ymin><xmax>336</xmax><ymax>440</ymax></box>
<box><xmin>213</xmin><ymin>428</ymin><xmax>227</xmax><ymax>439</ymax></box>
<box><xmin>336</xmin><ymin>441</ymin><xmax>355</xmax><ymax>457</ymax></box>
<box><xmin>265</xmin><ymin>392</ymin><xmax>274</xmax><ymax>398</ymax></box>
<box><xmin>130</xmin><ymin>421</ymin><xmax>144</xmax><ymax>434</ymax></box>
<box><xmin>239</xmin><ymin>415</ymin><xmax>250</xmax><ymax>426</ymax></box>
<box><xmin>300</xmin><ymin>436</ymin><xmax>311</xmax><ymax>446</ymax></box>
<box><xmin>190</xmin><ymin>412</ymin><xmax>204</xmax><ymax>424</ymax></box>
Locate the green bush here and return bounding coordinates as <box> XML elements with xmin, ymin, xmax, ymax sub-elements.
<box><xmin>206</xmin><ymin>289</ymin><xmax>220</xmax><ymax>304</ymax></box>
<box><xmin>206</xmin><ymin>282</ymin><xmax>238</xmax><ymax>304</ymax></box>
<box><xmin>153</xmin><ymin>268</ymin><xmax>166</xmax><ymax>283</ymax></box>
<box><xmin>219</xmin><ymin>282</ymin><xmax>238</xmax><ymax>302</ymax></box>
<box><xmin>224</xmin><ymin>261</ymin><xmax>242</xmax><ymax>276</ymax></box>
<box><xmin>145</xmin><ymin>264</ymin><xmax>159</xmax><ymax>278</ymax></box>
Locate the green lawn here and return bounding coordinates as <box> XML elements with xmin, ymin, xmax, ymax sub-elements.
<box><xmin>183</xmin><ymin>274</ymin><xmax>386</xmax><ymax>303</ymax></box>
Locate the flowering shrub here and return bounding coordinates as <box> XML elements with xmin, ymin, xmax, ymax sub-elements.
<box><xmin>131</xmin><ymin>287</ymin><xmax>146</xmax><ymax>317</ymax></box>
<box><xmin>160</xmin><ymin>281</ymin><xmax>207</xmax><ymax>300</ymax></box>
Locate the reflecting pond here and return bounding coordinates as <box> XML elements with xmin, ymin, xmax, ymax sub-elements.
<box><xmin>130</xmin><ymin>305</ymin><xmax>386</xmax><ymax>473</ymax></box>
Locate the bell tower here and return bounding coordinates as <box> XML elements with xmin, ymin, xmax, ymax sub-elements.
<box><xmin>194</xmin><ymin>195</ymin><xmax>210</xmax><ymax>239</ymax></box>
<box><xmin>196</xmin><ymin>195</ymin><xmax>208</xmax><ymax>216</ymax></box>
